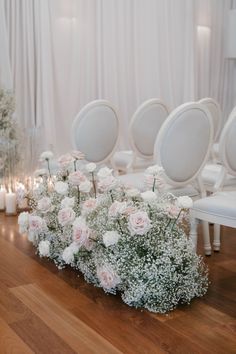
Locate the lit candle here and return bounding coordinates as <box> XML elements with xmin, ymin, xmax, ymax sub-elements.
<box><xmin>16</xmin><ymin>182</ymin><xmax>28</xmax><ymax>210</ymax></box>
<box><xmin>0</xmin><ymin>186</ymin><xmax>6</xmax><ymax>211</ymax></box>
<box><xmin>5</xmin><ymin>189</ymin><xmax>17</xmax><ymax>215</ymax></box>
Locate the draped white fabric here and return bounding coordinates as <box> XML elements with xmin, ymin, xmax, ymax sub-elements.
<box><xmin>1</xmin><ymin>0</ymin><xmax>236</xmax><ymax>164</ymax></box>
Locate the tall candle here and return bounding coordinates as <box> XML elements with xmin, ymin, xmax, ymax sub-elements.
<box><xmin>0</xmin><ymin>186</ymin><xmax>6</xmax><ymax>210</ymax></box>
<box><xmin>5</xmin><ymin>190</ymin><xmax>17</xmax><ymax>215</ymax></box>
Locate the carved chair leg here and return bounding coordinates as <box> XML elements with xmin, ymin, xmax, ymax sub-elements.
<box><xmin>202</xmin><ymin>221</ymin><xmax>212</xmax><ymax>256</ymax></box>
<box><xmin>213</xmin><ymin>224</ymin><xmax>221</xmax><ymax>251</ymax></box>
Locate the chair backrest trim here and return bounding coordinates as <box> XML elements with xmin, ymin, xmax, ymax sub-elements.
<box><xmin>154</xmin><ymin>102</ymin><xmax>214</xmax><ymax>187</ymax></box>
<box><xmin>71</xmin><ymin>100</ymin><xmax>119</xmax><ymax>164</ymax></box>
<box><xmin>129</xmin><ymin>98</ymin><xmax>169</xmax><ymax>159</ymax></box>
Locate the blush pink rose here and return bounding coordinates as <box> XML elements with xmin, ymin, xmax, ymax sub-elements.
<box><xmin>72</xmin><ymin>220</ymin><xmax>91</xmax><ymax>247</ymax></box>
<box><xmin>98</xmin><ymin>176</ymin><xmax>118</xmax><ymax>193</ymax></box>
<box><xmin>82</xmin><ymin>198</ymin><xmax>97</xmax><ymax>215</ymax></box>
<box><xmin>68</xmin><ymin>171</ymin><xmax>86</xmax><ymax>186</ymax></box>
<box><xmin>58</xmin><ymin>153</ymin><xmax>74</xmax><ymax>169</ymax></box>
<box><xmin>37</xmin><ymin>197</ymin><xmax>52</xmax><ymax>213</ymax></box>
<box><xmin>97</xmin><ymin>265</ymin><xmax>121</xmax><ymax>290</ymax></box>
<box><xmin>166</xmin><ymin>205</ymin><xmax>181</xmax><ymax>219</ymax></box>
<box><xmin>29</xmin><ymin>215</ymin><xmax>46</xmax><ymax>232</ymax></box>
<box><xmin>108</xmin><ymin>201</ymin><xmax>127</xmax><ymax>218</ymax></box>
<box><xmin>128</xmin><ymin>211</ymin><xmax>151</xmax><ymax>235</ymax></box>
<box><xmin>58</xmin><ymin>207</ymin><xmax>75</xmax><ymax>226</ymax></box>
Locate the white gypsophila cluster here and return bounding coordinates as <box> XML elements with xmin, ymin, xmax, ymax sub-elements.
<box><xmin>18</xmin><ymin>152</ymin><xmax>208</xmax><ymax>313</ymax></box>
<box><xmin>0</xmin><ymin>88</ymin><xmax>20</xmax><ymax>175</ymax></box>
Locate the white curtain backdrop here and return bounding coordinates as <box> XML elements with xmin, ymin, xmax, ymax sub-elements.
<box><xmin>1</xmin><ymin>0</ymin><xmax>236</xmax><ymax>167</ymax></box>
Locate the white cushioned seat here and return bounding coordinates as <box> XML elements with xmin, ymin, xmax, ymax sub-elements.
<box><xmin>193</xmin><ymin>191</ymin><xmax>236</xmax><ymax>221</ymax></box>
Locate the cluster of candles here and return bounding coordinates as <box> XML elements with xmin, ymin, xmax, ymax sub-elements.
<box><xmin>0</xmin><ymin>179</ymin><xmax>37</xmax><ymax>215</ymax></box>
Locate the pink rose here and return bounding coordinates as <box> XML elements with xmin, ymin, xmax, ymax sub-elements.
<box><xmin>37</xmin><ymin>197</ymin><xmax>52</xmax><ymax>213</ymax></box>
<box><xmin>128</xmin><ymin>211</ymin><xmax>151</xmax><ymax>235</ymax></box>
<box><xmin>72</xmin><ymin>219</ymin><xmax>91</xmax><ymax>246</ymax></box>
<box><xmin>58</xmin><ymin>207</ymin><xmax>75</xmax><ymax>226</ymax></box>
<box><xmin>108</xmin><ymin>201</ymin><xmax>127</xmax><ymax>218</ymax></box>
<box><xmin>82</xmin><ymin>198</ymin><xmax>97</xmax><ymax>215</ymax></box>
<box><xmin>166</xmin><ymin>205</ymin><xmax>181</xmax><ymax>219</ymax></box>
<box><xmin>70</xmin><ymin>150</ymin><xmax>85</xmax><ymax>160</ymax></box>
<box><xmin>68</xmin><ymin>171</ymin><xmax>86</xmax><ymax>186</ymax></box>
<box><xmin>97</xmin><ymin>265</ymin><xmax>121</xmax><ymax>290</ymax></box>
<box><xmin>98</xmin><ymin>176</ymin><xmax>118</xmax><ymax>193</ymax></box>
<box><xmin>29</xmin><ymin>215</ymin><xmax>46</xmax><ymax>232</ymax></box>
<box><xmin>58</xmin><ymin>153</ymin><xmax>74</xmax><ymax>169</ymax></box>
<box><xmin>122</xmin><ymin>206</ymin><xmax>136</xmax><ymax>216</ymax></box>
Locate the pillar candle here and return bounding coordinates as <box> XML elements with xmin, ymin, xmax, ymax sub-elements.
<box><xmin>0</xmin><ymin>187</ymin><xmax>6</xmax><ymax>210</ymax></box>
<box><xmin>5</xmin><ymin>191</ymin><xmax>17</xmax><ymax>215</ymax></box>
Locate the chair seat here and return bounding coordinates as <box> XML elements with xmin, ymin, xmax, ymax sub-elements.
<box><xmin>201</xmin><ymin>164</ymin><xmax>236</xmax><ymax>188</ymax></box>
<box><xmin>118</xmin><ymin>172</ymin><xmax>199</xmax><ymax>197</ymax></box>
<box><xmin>192</xmin><ymin>191</ymin><xmax>236</xmax><ymax>226</ymax></box>
<box><xmin>113</xmin><ymin>151</ymin><xmax>154</xmax><ymax>172</ymax></box>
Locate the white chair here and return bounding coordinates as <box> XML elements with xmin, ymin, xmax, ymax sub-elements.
<box><xmin>190</xmin><ymin>109</ymin><xmax>236</xmax><ymax>255</ymax></box>
<box><xmin>199</xmin><ymin>98</ymin><xmax>222</xmax><ymax>144</ymax></box>
<box><xmin>112</xmin><ymin>99</ymin><xmax>169</xmax><ymax>173</ymax></box>
<box><xmin>119</xmin><ymin>102</ymin><xmax>214</xmax><ymax>200</ymax></box>
<box><xmin>201</xmin><ymin>105</ymin><xmax>236</xmax><ymax>192</ymax></box>
<box><xmin>71</xmin><ymin>100</ymin><xmax>119</xmax><ymax>165</ymax></box>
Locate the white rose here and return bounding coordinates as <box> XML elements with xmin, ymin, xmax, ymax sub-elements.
<box><xmin>39</xmin><ymin>151</ymin><xmax>54</xmax><ymax>161</ymax></box>
<box><xmin>126</xmin><ymin>188</ymin><xmax>140</xmax><ymax>198</ymax></box>
<box><xmin>128</xmin><ymin>211</ymin><xmax>152</xmax><ymax>236</ymax></box>
<box><xmin>62</xmin><ymin>242</ymin><xmax>79</xmax><ymax>264</ymax></box>
<box><xmin>38</xmin><ymin>240</ymin><xmax>50</xmax><ymax>257</ymax></box>
<box><xmin>37</xmin><ymin>197</ymin><xmax>52</xmax><ymax>213</ymax></box>
<box><xmin>79</xmin><ymin>180</ymin><xmax>92</xmax><ymax>193</ymax></box>
<box><xmin>103</xmin><ymin>231</ymin><xmax>120</xmax><ymax>247</ymax></box>
<box><xmin>86</xmin><ymin>163</ymin><xmax>96</xmax><ymax>173</ymax></box>
<box><xmin>141</xmin><ymin>191</ymin><xmax>157</xmax><ymax>202</ymax></box>
<box><xmin>97</xmin><ymin>167</ymin><xmax>113</xmax><ymax>179</ymax></box>
<box><xmin>97</xmin><ymin>265</ymin><xmax>121</xmax><ymax>290</ymax></box>
<box><xmin>61</xmin><ymin>196</ymin><xmax>75</xmax><ymax>208</ymax></box>
<box><xmin>55</xmin><ymin>181</ymin><xmax>68</xmax><ymax>195</ymax></box>
<box><xmin>18</xmin><ymin>211</ymin><xmax>29</xmax><ymax>233</ymax></box>
<box><xmin>58</xmin><ymin>207</ymin><xmax>76</xmax><ymax>226</ymax></box>
<box><xmin>176</xmin><ymin>196</ymin><xmax>193</xmax><ymax>209</ymax></box>
<box><xmin>145</xmin><ymin>164</ymin><xmax>164</xmax><ymax>176</ymax></box>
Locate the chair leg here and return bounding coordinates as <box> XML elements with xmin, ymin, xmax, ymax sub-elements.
<box><xmin>213</xmin><ymin>224</ymin><xmax>221</xmax><ymax>251</ymax></box>
<box><xmin>189</xmin><ymin>217</ymin><xmax>198</xmax><ymax>253</ymax></box>
<box><xmin>202</xmin><ymin>221</ymin><xmax>212</xmax><ymax>256</ymax></box>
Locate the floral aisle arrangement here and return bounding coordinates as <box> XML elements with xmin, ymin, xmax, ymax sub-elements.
<box><xmin>0</xmin><ymin>88</ymin><xmax>19</xmax><ymax>177</ymax></box>
<box><xmin>18</xmin><ymin>152</ymin><xmax>208</xmax><ymax>314</ymax></box>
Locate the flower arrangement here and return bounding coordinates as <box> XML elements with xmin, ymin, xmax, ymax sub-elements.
<box><xmin>18</xmin><ymin>153</ymin><xmax>208</xmax><ymax>313</ymax></box>
<box><xmin>0</xmin><ymin>88</ymin><xmax>19</xmax><ymax>177</ymax></box>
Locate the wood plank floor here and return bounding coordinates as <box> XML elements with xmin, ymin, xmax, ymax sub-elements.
<box><xmin>0</xmin><ymin>213</ymin><xmax>236</xmax><ymax>354</ymax></box>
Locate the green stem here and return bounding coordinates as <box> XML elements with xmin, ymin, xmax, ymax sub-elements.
<box><xmin>92</xmin><ymin>172</ymin><xmax>96</xmax><ymax>198</ymax></box>
<box><xmin>77</xmin><ymin>187</ymin><xmax>80</xmax><ymax>204</ymax></box>
<box><xmin>171</xmin><ymin>209</ymin><xmax>183</xmax><ymax>232</ymax></box>
<box><xmin>46</xmin><ymin>159</ymin><xmax>51</xmax><ymax>178</ymax></box>
<box><xmin>74</xmin><ymin>160</ymin><xmax>77</xmax><ymax>172</ymax></box>
<box><xmin>152</xmin><ymin>177</ymin><xmax>156</xmax><ymax>192</ymax></box>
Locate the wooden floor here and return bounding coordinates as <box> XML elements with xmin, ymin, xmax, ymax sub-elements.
<box><xmin>0</xmin><ymin>214</ymin><xmax>236</xmax><ymax>354</ymax></box>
